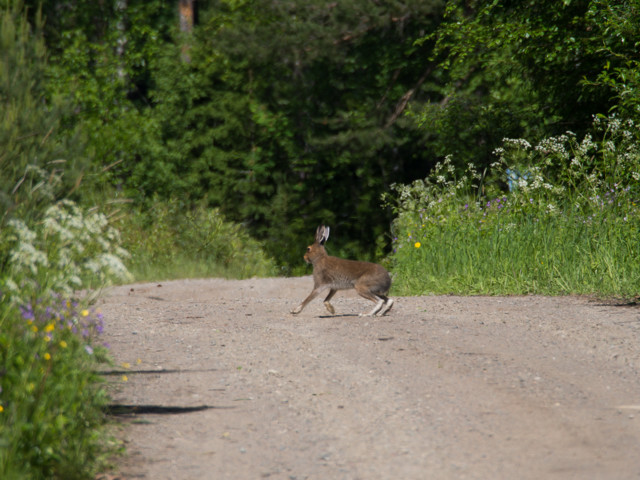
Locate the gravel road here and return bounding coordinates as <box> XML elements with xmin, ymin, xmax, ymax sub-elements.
<box><xmin>99</xmin><ymin>277</ymin><xmax>640</xmax><ymax>480</ymax></box>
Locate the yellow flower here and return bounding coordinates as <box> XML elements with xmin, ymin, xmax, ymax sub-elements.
<box><xmin>121</xmin><ymin>362</ymin><xmax>131</xmax><ymax>369</ymax></box>
<box><xmin>122</xmin><ymin>375</ymin><xmax>128</xmax><ymax>382</ymax></box>
<box><xmin>44</xmin><ymin>336</ymin><xmax>51</xmax><ymax>343</ymax></box>
<box><xmin>31</xmin><ymin>325</ymin><xmax>38</xmax><ymax>333</ymax></box>
<box><xmin>0</xmin><ymin>405</ymin><xmax>3</xmax><ymax>413</ymax></box>
<box><xmin>44</xmin><ymin>353</ymin><xmax>51</xmax><ymax>361</ymax></box>
<box><xmin>59</xmin><ymin>340</ymin><xmax>68</xmax><ymax>349</ymax></box>
<box><xmin>45</xmin><ymin>323</ymin><xmax>55</xmax><ymax>333</ymax></box>
<box><xmin>81</xmin><ymin>309</ymin><xmax>89</xmax><ymax>317</ymax></box>
<box><xmin>414</xmin><ymin>242</ymin><xmax>421</xmax><ymax>248</ymax></box>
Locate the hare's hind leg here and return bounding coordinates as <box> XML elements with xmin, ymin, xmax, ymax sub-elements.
<box><xmin>378</xmin><ymin>298</ymin><xmax>394</xmax><ymax>316</ymax></box>
<box><xmin>355</xmin><ymin>285</ymin><xmax>386</xmax><ymax>316</ymax></box>
<box><xmin>362</xmin><ymin>297</ymin><xmax>386</xmax><ymax>316</ymax></box>
<box><xmin>323</xmin><ymin>289</ymin><xmax>337</xmax><ymax>314</ymax></box>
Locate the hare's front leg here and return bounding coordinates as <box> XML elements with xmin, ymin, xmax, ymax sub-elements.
<box><xmin>291</xmin><ymin>287</ymin><xmax>322</xmax><ymax>314</ymax></box>
<box><xmin>323</xmin><ymin>289</ymin><xmax>337</xmax><ymax>314</ymax></box>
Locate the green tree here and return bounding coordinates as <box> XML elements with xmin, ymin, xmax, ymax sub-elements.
<box><xmin>0</xmin><ymin>2</ymin><xmax>87</xmax><ymax>226</ymax></box>
<box><xmin>417</xmin><ymin>0</ymin><xmax>635</xmax><ymax>169</ymax></box>
<box><xmin>124</xmin><ymin>0</ymin><xmax>446</xmax><ymax>267</ymax></box>
<box><xmin>584</xmin><ymin>0</ymin><xmax>640</xmax><ymax>118</ymax></box>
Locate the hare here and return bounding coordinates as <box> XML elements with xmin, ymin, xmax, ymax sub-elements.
<box><xmin>291</xmin><ymin>225</ymin><xmax>394</xmax><ymax>317</ymax></box>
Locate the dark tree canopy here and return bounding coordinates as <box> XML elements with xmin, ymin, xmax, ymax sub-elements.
<box><xmin>6</xmin><ymin>0</ymin><xmax>638</xmax><ymax>268</ymax></box>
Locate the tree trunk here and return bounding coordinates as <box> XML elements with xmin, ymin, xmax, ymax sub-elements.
<box><xmin>179</xmin><ymin>0</ymin><xmax>196</xmax><ymax>62</ymax></box>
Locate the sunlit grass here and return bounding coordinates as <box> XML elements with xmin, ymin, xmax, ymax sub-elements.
<box><xmin>0</xmin><ymin>199</ymin><xmax>128</xmax><ymax>479</ymax></box>
<box><xmin>388</xmin><ymin>115</ymin><xmax>640</xmax><ymax>298</ymax></box>
<box><xmin>117</xmin><ymin>200</ymin><xmax>278</xmax><ymax>282</ymax></box>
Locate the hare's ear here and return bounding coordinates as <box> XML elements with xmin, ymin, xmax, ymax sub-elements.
<box><xmin>315</xmin><ymin>225</ymin><xmax>330</xmax><ymax>245</ymax></box>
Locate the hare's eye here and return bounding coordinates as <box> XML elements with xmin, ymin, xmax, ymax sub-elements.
<box><xmin>306</xmin><ymin>247</ymin><xmax>311</xmax><ymax>253</ymax></box>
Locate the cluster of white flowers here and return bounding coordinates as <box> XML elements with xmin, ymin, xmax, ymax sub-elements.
<box><xmin>502</xmin><ymin>138</ymin><xmax>532</xmax><ymax>150</ymax></box>
<box><xmin>6</xmin><ymin>219</ymin><xmax>49</xmax><ymax>275</ymax></box>
<box><xmin>534</xmin><ymin>135</ymin><xmax>571</xmax><ymax>159</ymax></box>
<box><xmin>2</xmin><ymin>200</ymin><xmax>131</xmax><ymax>303</ymax></box>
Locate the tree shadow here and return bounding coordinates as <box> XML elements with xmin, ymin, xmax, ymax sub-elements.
<box><xmin>104</xmin><ymin>404</ymin><xmax>234</xmax><ymax>416</ymax></box>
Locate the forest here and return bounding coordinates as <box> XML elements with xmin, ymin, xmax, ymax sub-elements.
<box><xmin>3</xmin><ymin>0</ymin><xmax>639</xmax><ymax>270</ymax></box>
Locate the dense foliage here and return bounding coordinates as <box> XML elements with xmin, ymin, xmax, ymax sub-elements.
<box><xmin>417</xmin><ymin>0</ymin><xmax>640</xmax><ymax>164</ymax></box>
<box><xmin>0</xmin><ymin>5</ymin><xmax>128</xmax><ymax>477</ymax></box>
<box><xmin>7</xmin><ymin>0</ymin><xmax>638</xmax><ymax>269</ymax></box>
<box><xmin>136</xmin><ymin>0</ymin><xmax>445</xmax><ymax>266</ymax></box>
<box><xmin>387</xmin><ymin>114</ymin><xmax>640</xmax><ymax>296</ymax></box>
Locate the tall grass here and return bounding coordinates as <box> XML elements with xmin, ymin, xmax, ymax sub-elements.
<box><xmin>0</xmin><ymin>5</ymin><xmax>128</xmax><ymax>477</ymax></box>
<box><xmin>117</xmin><ymin>199</ymin><xmax>278</xmax><ymax>282</ymax></box>
<box><xmin>387</xmin><ymin>115</ymin><xmax>640</xmax><ymax>297</ymax></box>
<box><xmin>0</xmin><ymin>200</ymin><xmax>131</xmax><ymax>479</ymax></box>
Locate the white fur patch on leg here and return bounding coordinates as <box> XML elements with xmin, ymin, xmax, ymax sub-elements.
<box><xmin>378</xmin><ymin>298</ymin><xmax>394</xmax><ymax>316</ymax></box>
<box><xmin>361</xmin><ymin>298</ymin><xmax>385</xmax><ymax>317</ymax></box>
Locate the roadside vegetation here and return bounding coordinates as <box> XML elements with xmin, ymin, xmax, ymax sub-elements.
<box><xmin>119</xmin><ymin>200</ymin><xmax>278</xmax><ymax>281</ymax></box>
<box><xmin>387</xmin><ymin>115</ymin><xmax>640</xmax><ymax>297</ymax></box>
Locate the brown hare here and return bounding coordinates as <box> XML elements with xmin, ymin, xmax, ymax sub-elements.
<box><xmin>291</xmin><ymin>225</ymin><xmax>394</xmax><ymax>316</ymax></box>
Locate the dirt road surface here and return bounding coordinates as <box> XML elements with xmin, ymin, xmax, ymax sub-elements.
<box><xmin>100</xmin><ymin>277</ymin><xmax>640</xmax><ymax>480</ymax></box>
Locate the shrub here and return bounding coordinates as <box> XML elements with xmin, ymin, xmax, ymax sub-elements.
<box><xmin>387</xmin><ymin>115</ymin><xmax>640</xmax><ymax>297</ymax></box>
<box><xmin>0</xmin><ymin>298</ymin><xmax>110</xmax><ymax>479</ymax></box>
<box><xmin>118</xmin><ymin>199</ymin><xmax>278</xmax><ymax>281</ymax></box>
<box><xmin>0</xmin><ymin>199</ymin><xmax>130</xmax><ymax>479</ymax></box>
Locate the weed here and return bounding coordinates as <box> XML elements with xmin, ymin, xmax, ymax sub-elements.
<box><xmin>0</xmin><ymin>199</ymin><xmax>129</xmax><ymax>479</ymax></box>
<box><xmin>118</xmin><ymin>199</ymin><xmax>278</xmax><ymax>282</ymax></box>
<box><xmin>386</xmin><ymin>115</ymin><xmax>640</xmax><ymax>297</ymax></box>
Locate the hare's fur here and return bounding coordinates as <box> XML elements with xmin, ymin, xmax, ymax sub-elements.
<box><xmin>291</xmin><ymin>225</ymin><xmax>394</xmax><ymax>317</ymax></box>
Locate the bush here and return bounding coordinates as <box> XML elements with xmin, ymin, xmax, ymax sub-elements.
<box><xmin>387</xmin><ymin>115</ymin><xmax>640</xmax><ymax>297</ymax></box>
<box><xmin>0</xmin><ymin>299</ymin><xmax>110</xmax><ymax>480</ymax></box>
<box><xmin>118</xmin><ymin>199</ymin><xmax>278</xmax><ymax>281</ymax></box>
<box><xmin>0</xmin><ymin>199</ymin><xmax>131</xmax><ymax>478</ymax></box>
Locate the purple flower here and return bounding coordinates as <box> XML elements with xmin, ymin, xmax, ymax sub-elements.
<box><xmin>20</xmin><ymin>305</ymin><xmax>35</xmax><ymax>321</ymax></box>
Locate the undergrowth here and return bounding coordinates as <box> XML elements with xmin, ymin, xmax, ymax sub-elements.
<box><xmin>117</xmin><ymin>200</ymin><xmax>278</xmax><ymax>282</ymax></box>
<box><xmin>386</xmin><ymin>114</ymin><xmax>640</xmax><ymax>297</ymax></box>
<box><xmin>0</xmin><ymin>200</ymin><xmax>130</xmax><ymax>479</ymax></box>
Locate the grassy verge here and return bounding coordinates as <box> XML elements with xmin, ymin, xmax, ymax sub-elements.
<box><xmin>0</xmin><ymin>299</ymin><xmax>112</xmax><ymax>479</ymax></box>
<box><xmin>116</xmin><ymin>200</ymin><xmax>279</xmax><ymax>282</ymax></box>
<box><xmin>0</xmin><ymin>201</ymin><xmax>130</xmax><ymax>479</ymax></box>
<box><xmin>387</xmin><ymin>115</ymin><xmax>640</xmax><ymax>297</ymax></box>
